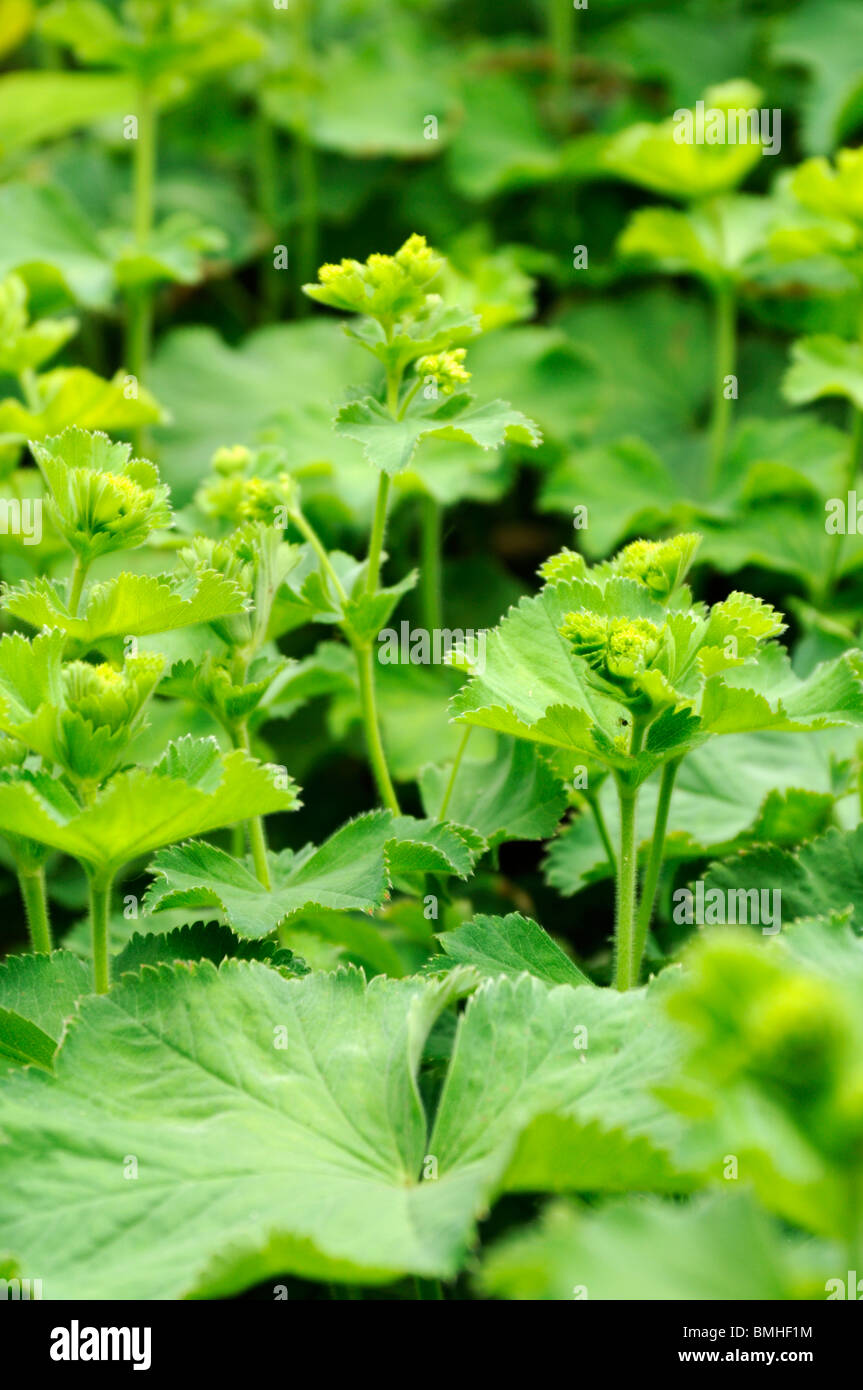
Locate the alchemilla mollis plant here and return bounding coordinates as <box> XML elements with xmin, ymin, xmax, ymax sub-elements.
<box><xmin>2</xmin><ymin>0</ymin><xmax>863</xmax><ymax>1311</ymax></box>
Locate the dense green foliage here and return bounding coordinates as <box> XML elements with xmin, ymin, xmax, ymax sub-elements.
<box><xmin>1</xmin><ymin>0</ymin><xmax>863</xmax><ymax>1303</ymax></box>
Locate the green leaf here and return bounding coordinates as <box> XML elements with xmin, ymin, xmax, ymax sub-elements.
<box><xmin>479</xmin><ymin>1192</ymin><xmax>817</xmax><ymax>1300</ymax></box>
<box><xmin>601</xmin><ymin>82</ymin><xmax>765</xmax><ymax>199</ymax></box>
<box><xmin>0</xmin><ymin>736</ymin><xmax>299</xmax><ymax>876</ymax></box>
<box><xmin>0</xmin><ymin>949</ymin><xmax>90</xmax><ymax>1040</ymax></box>
<box><xmin>703</xmin><ymin>824</ymin><xmax>863</xmax><ymax>929</ymax></box>
<box><xmin>435</xmin><ymin>912</ymin><xmax>591</xmax><ymax>986</ymax></box>
<box><xmin>0</xmin><ymin>962</ymin><xmax>476</xmax><ymax>1294</ymax></box>
<box><xmin>782</xmin><ymin>334</ymin><xmax>863</xmax><ymax>410</ymax></box>
<box><xmin>539</xmin><ymin>436</ymin><xmax>681</xmax><ymax>560</ymax></box>
<box><xmin>334</xmin><ymin>392</ymin><xmax>541</xmax><ymax>477</ymax></box>
<box><xmin>772</xmin><ymin>0</ymin><xmax>863</xmax><ymax>154</ymax></box>
<box><xmin>39</xmin><ymin>0</ymin><xmax>263</xmax><ymax>85</ymax></box>
<box><xmin>664</xmin><ymin>919</ymin><xmax>863</xmax><ymax>1238</ymax></box>
<box><xmin>143</xmin><ymin>811</ymin><xmax>482</xmax><ymax>938</ymax></box>
<box><xmin>619</xmin><ymin>195</ymin><xmax>775</xmax><ymax>286</ymax></box>
<box><xmin>0</xmin><ymin>965</ymin><xmax>682</xmax><ymax>1295</ymax></box>
<box><xmin>0</xmin><ymin>71</ymin><xmax>134</xmax><ymax>155</ymax></box>
<box><xmin>445</xmin><ymin>72</ymin><xmax>563</xmax><ymax>200</ymax></box>
<box><xmin>0</xmin><ymin>950</ymin><xmax>91</xmax><ymax>1073</ymax></box>
<box><xmin>4</xmin><ymin>569</ymin><xmax>248</xmax><ymax>653</ymax></box>
<box><xmin>0</xmin><ymin>367</ymin><xmax>164</xmax><ymax>441</ymax></box>
<box><xmin>0</xmin><ymin>183</ymin><xmax>113</xmax><ymax>309</ymax></box>
<box><xmin>419</xmin><ymin>736</ymin><xmax>568</xmax><ymax>845</ymax></box>
<box><xmin>114</xmin><ymin>924</ymin><xmax>304</xmax><ymax>976</ymax></box>
<box><xmin>0</xmin><ymin>1010</ymin><xmax>57</xmax><ymax>1072</ymax></box>
<box><xmin>264</xmin><ymin>37</ymin><xmax>458</xmax><ymax>157</ymax></box>
<box><xmin>699</xmin><ymin>646</ymin><xmax>863</xmax><ymax>736</ymax></box>
<box><xmin>150</xmin><ymin>321</ymin><xmax>375</xmax><ymax>511</ymax></box>
<box><xmin>546</xmin><ymin>729</ymin><xmax>855</xmax><ymax>897</ymax></box>
<box><xmin>430</xmin><ymin>975</ymin><xmax>684</xmax><ymax>1197</ymax></box>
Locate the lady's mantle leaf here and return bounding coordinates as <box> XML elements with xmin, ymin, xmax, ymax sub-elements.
<box><xmin>334</xmin><ymin>392</ymin><xmax>541</xmax><ymax>476</ymax></box>
<box><xmin>702</xmin><ymin>823</ymin><xmax>863</xmax><ymax>928</ymax></box>
<box><xmin>143</xmin><ymin>811</ymin><xmax>483</xmax><ymax>937</ymax></box>
<box><xmin>0</xmin><ymin>964</ymin><xmax>681</xmax><ymax>1297</ymax></box>
<box><xmin>419</xmin><ymin>737</ymin><xmax>568</xmax><ymax>846</ymax></box>
<box><xmin>0</xmin><ymin>950</ymin><xmax>91</xmax><ymax>1073</ymax></box>
<box><xmin>479</xmin><ymin>1191</ymin><xmax>814</xmax><ymax>1300</ymax></box>
<box><xmin>0</xmin><ymin>735</ymin><xmax>298</xmax><ymax>874</ymax></box>
<box><xmin>435</xmin><ymin>912</ymin><xmax>591</xmax><ymax>987</ymax></box>
<box><xmin>4</xmin><ymin>569</ymin><xmax>247</xmax><ymax>651</ymax></box>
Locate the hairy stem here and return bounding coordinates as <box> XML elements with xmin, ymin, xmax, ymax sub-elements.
<box><xmin>632</xmin><ymin>756</ymin><xmax>681</xmax><ymax>977</ymax></box>
<box><xmin>366</xmin><ymin>473</ymin><xmax>392</xmax><ymax>595</ymax></box>
<box><xmin>613</xmin><ymin>780</ymin><xmax>640</xmax><ymax>992</ymax></box>
<box><xmin>419</xmin><ymin>494</ymin><xmax>444</xmax><ymax>632</ymax></box>
<box><xmin>289</xmin><ymin>508</ymin><xmax>348</xmax><ymax>602</ymax></box>
<box><xmin>438</xmin><ymin>725</ymin><xmax>473</xmax><ymax>820</ymax></box>
<box><xmin>587</xmin><ymin>792</ymin><xmax>617</xmax><ymax>878</ymax></box>
<box><xmin>708</xmin><ymin>280</ymin><xmax>736</xmax><ymax>493</ymax></box>
<box><xmin>354</xmin><ymin>641</ymin><xmax>400</xmax><ymax>813</ymax></box>
<box><xmin>232</xmin><ymin>722</ymin><xmax>272</xmax><ymax>889</ymax></box>
<box><xmin>89</xmin><ymin>874</ymin><xmax>113</xmax><ymax>994</ymax></box>
<box><xmin>19</xmin><ymin>868</ymin><xmax>52</xmax><ymax>954</ymax></box>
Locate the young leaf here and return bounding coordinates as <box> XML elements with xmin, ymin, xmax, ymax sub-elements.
<box><xmin>435</xmin><ymin>912</ymin><xmax>591</xmax><ymax>987</ymax></box>
<box><xmin>4</xmin><ymin>569</ymin><xmax>248</xmax><ymax>653</ymax></box>
<box><xmin>0</xmin><ymin>736</ymin><xmax>299</xmax><ymax>876</ymax></box>
<box><xmin>479</xmin><ymin>1192</ymin><xmax>816</xmax><ymax>1301</ymax></box>
<box><xmin>334</xmin><ymin>392</ymin><xmax>541</xmax><ymax>477</ymax></box>
<box><xmin>143</xmin><ymin>811</ymin><xmax>482</xmax><ymax>938</ymax></box>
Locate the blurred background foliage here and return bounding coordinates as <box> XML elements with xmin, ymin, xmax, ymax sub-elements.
<box><xmin>2</xmin><ymin>0</ymin><xmax>863</xmax><ymax>1303</ymax></box>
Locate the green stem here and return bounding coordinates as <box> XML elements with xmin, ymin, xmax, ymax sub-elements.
<box><xmin>89</xmin><ymin>874</ymin><xmax>113</xmax><ymax>994</ymax></box>
<box><xmin>587</xmin><ymin>792</ymin><xmax>617</xmax><ymax>878</ymax></box>
<box><xmin>19</xmin><ymin>868</ymin><xmax>52</xmax><ymax>953</ymax></box>
<box><xmin>67</xmin><ymin>556</ymin><xmax>89</xmax><ymax>617</ymax></box>
<box><xmin>289</xmin><ymin>509</ymin><xmax>348</xmax><ymax>602</ymax></box>
<box><xmin>413</xmin><ymin>1276</ymin><xmax>444</xmax><ymax>1300</ymax></box>
<box><xmin>254</xmin><ymin>101</ymin><xmax>282</xmax><ymax>322</ymax></box>
<box><xmin>613</xmin><ymin>780</ymin><xmax>640</xmax><ymax>992</ymax></box>
<box><xmin>366</xmin><ymin>473</ymin><xmax>392</xmax><ymax>595</ymax></box>
<box><xmin>419</xmin><ymin>494</ymin><xmax>444</xmax><ymax>632</ymax></box>
<box><xmin>294</xmin><ymin>133</ymin><xmax>318</xmax><ymax>312</ymax></box>
<box><xmin>708</xmin><ymin>280</ymin><xmax>736</xmax><ymax>493</ymax></box>
<box><xmin>438</xmin><ymin>725</ymin><xmax>472</xmax><ymax>820</ymax></box>
<box><xmin>127</xmin><ymin>81</ymin><xmax>157</xmax><ymax>450</ymax></box>
<box><xmin>632</xmin><ymin>756</ymin><xmax>681</xmax><ymax>976</ymax></box>
<box><xmin>232</xmin><ymin>722</ymin><xmax>272</xmax><ymax>889</ymax></box>
<box><xmin>355</xmin><ymin>641</ymin><xmax>400</xmax><ymax>813</ymax></box>
<box><xmin>19</xmin><ymin>368</ymin><xmax>41</xmax><ymax>412</ymax></box>
<box><xmin>824</xmin><ymin>403</ymin><xmax>863</xmax><ymax>601</ymax></box>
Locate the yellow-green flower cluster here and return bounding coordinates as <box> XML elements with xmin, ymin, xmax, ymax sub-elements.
<box><xmin>32</xmin><ymin>427</ymin><xmax>171</xmax><ymax>561</ymax></box>
<box><xmin>415</xmin><ymin>348</ymin><xmax>471</xmax><ymax>394</ymax></box>
<box><xmin>303</xmin><ymin>234</ymin><xmax>443</xmax><ymax>320</ymax></box>
<box><xmin>197</xmin><ymin>445</ymin><xmax>298</xmax><ymax>527</ymax></box>
<box><xmin>611</xmin><ymin>533</ymin><xmax>701</xmax><ymax>600</ymax></box>
<box><xmin>562</xmin><ymin>611</ymin><xmax>662</xmax><ymax>697</ymax></box>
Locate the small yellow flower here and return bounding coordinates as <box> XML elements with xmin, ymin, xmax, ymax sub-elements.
<box><xmin>415</xmin><ymin>348</ymin><xmax>471</xmax><ymax>394</ymax></box>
